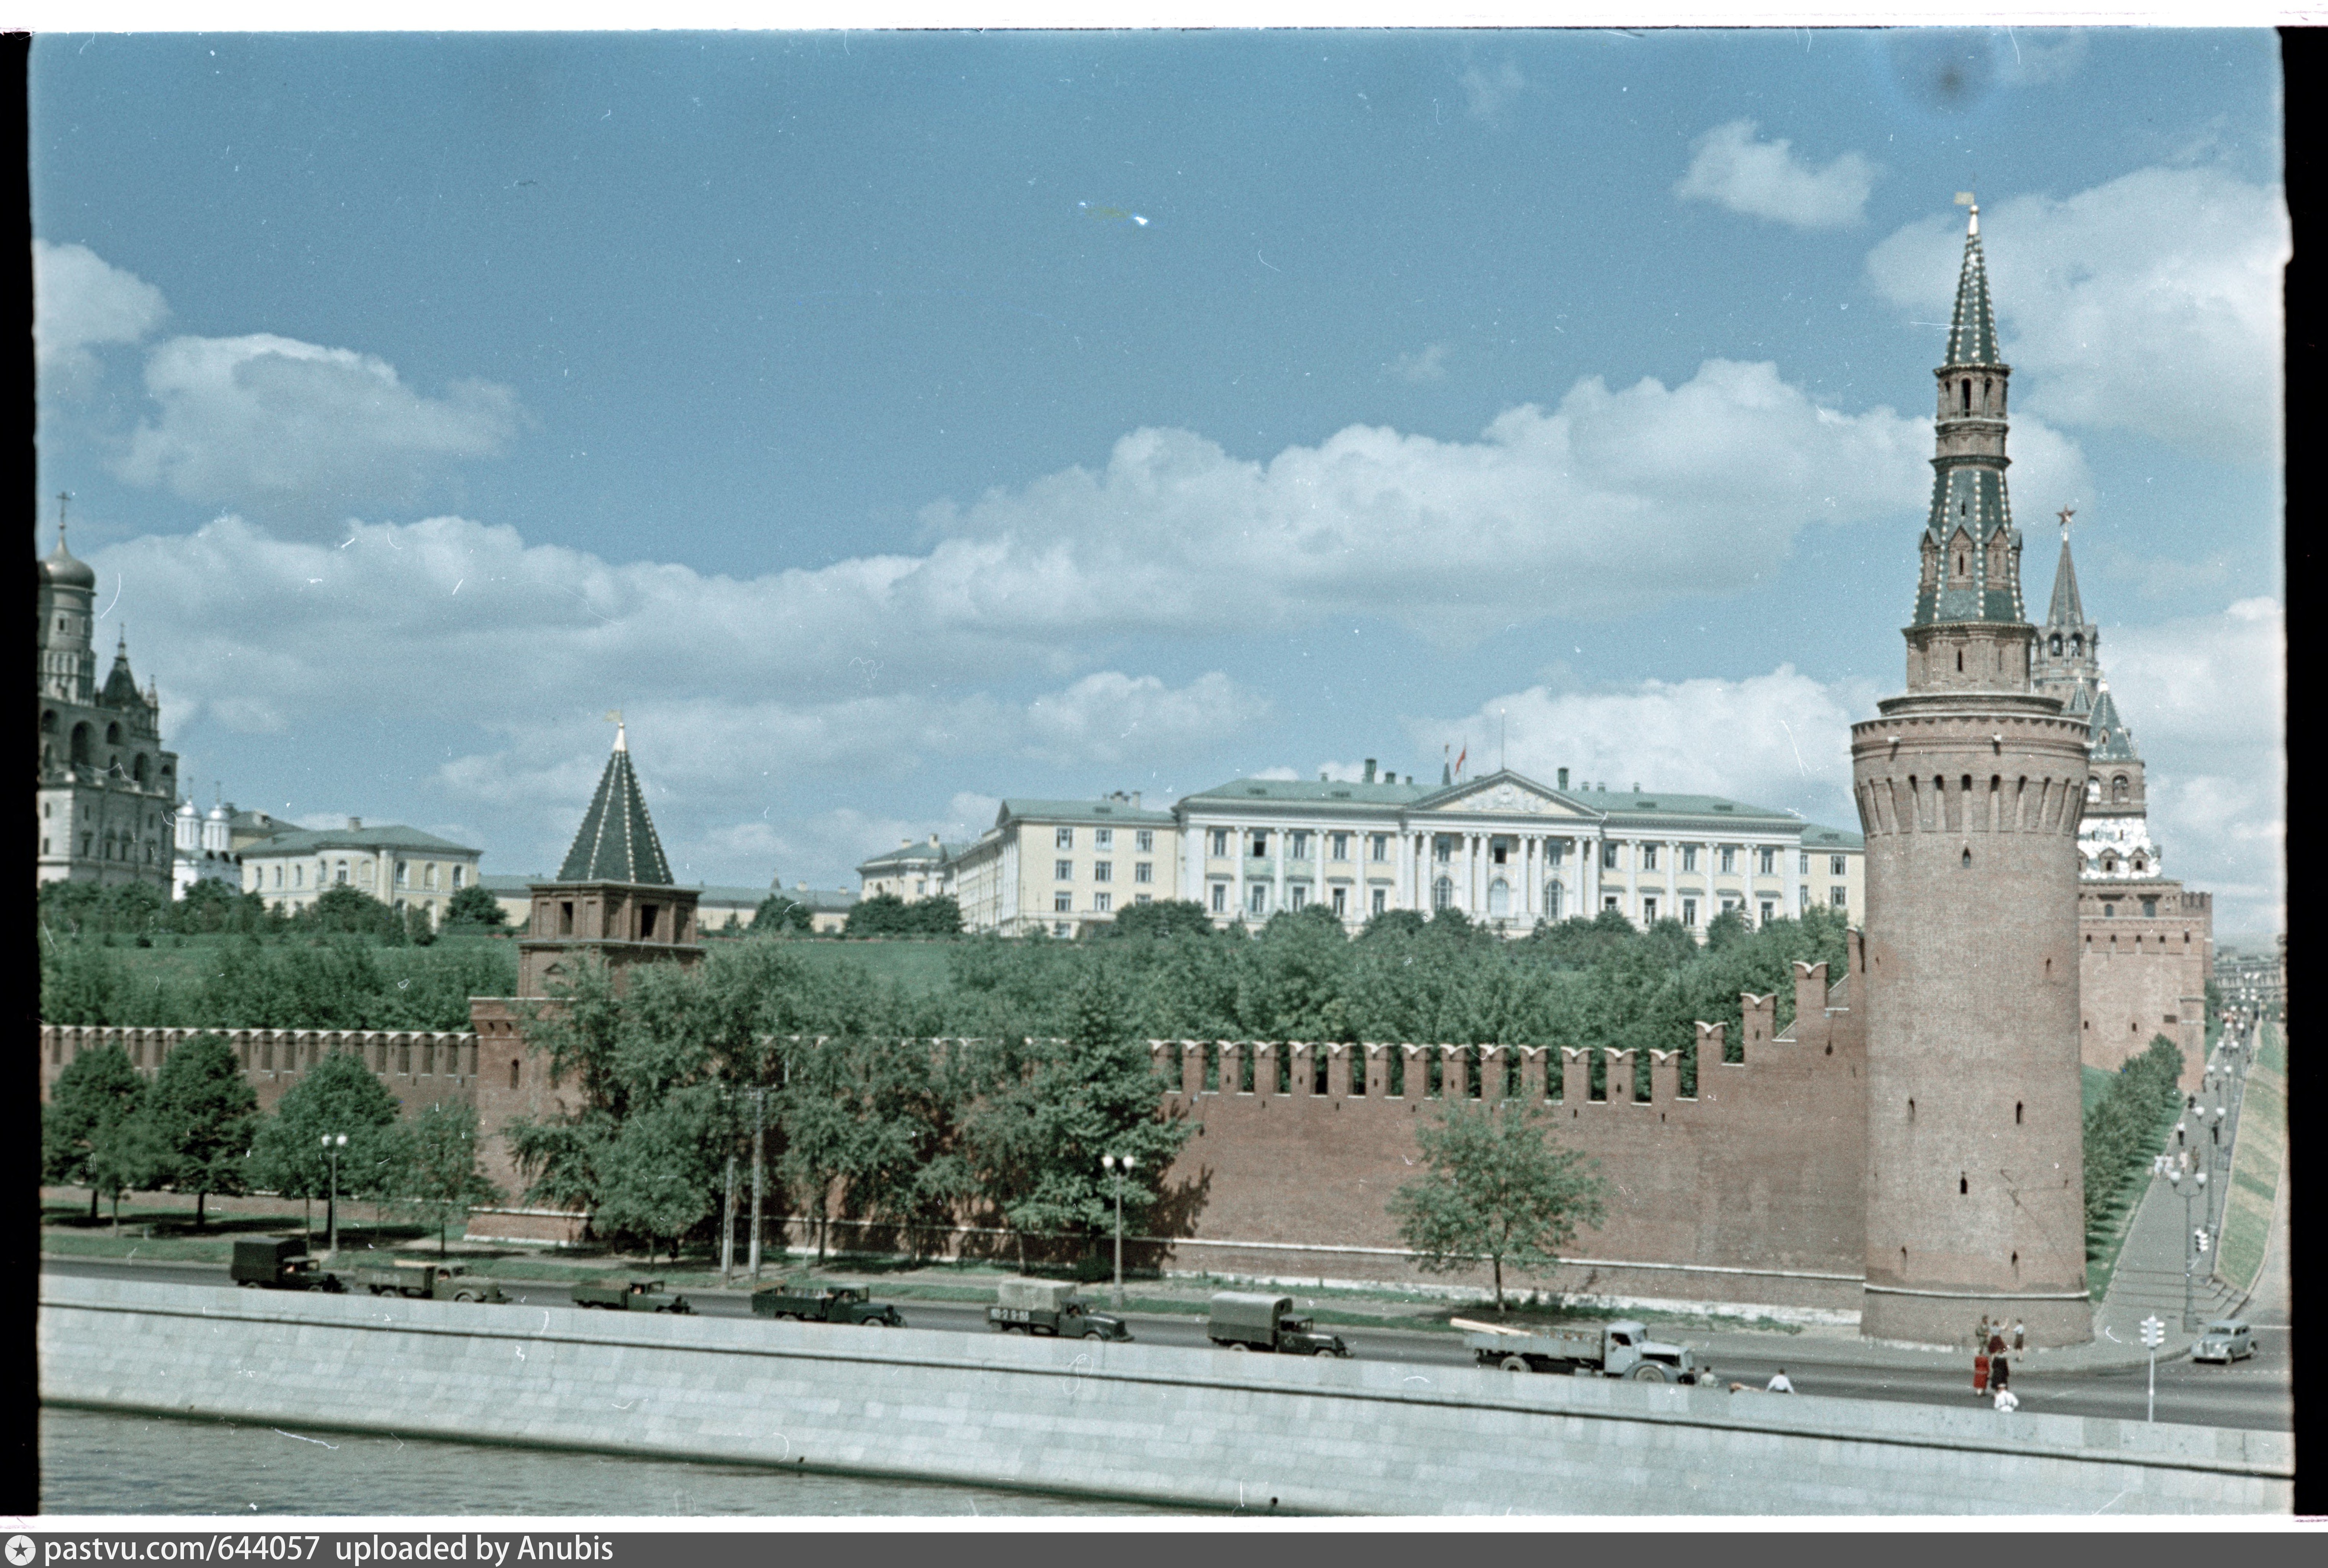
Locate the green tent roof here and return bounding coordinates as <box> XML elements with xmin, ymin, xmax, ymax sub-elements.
<box><xmin>558</xmin><ymin>730</ymin><xmax>676</xmax><ymax>885</ymax></box>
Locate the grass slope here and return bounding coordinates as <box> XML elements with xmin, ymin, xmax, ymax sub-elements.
<box><xmin>2214</xmin><ymin>1025</ymin><xmax>2285</xmax><ymax>1293</ymax></box>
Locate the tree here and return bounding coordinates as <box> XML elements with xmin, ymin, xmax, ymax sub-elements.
<box><xmin>443</xmin><ymin>883</ymin><xmax>508</xmax><ymax>931</ymax></box>
<box><xmin>1703</xmin><ymin>907</ymin><xmax>1750</xmax><ymax>952</ymax></box>
<box><xmin>964</xmin><ymin>964</ymin><xmax>1193</xmax><ymax>1267</ymax></box>
<box><xmin>844</xmin><ymin>892</ymin><xmax>909</xmax><ymax>937</ymax></box>
<box><xmin>300</xmin><ymin>885</ymin><xmax>398</xmax><ymax>937</ymax></box>
<box><xmin>44</xmin><ymin>1044</ymin><xmax>166</xmax><ymax>1226</ymax></box>
<box><xmin>247</xmin><ymin>1050</ymin><xmax>406</xmax><ymax>1237</ymax></box>
<box><xmin>1097</xmin><ymin>899</ymin><xmax>1214</xmax><ymax>940</ymax></box>
<box><xmin>403</xmin><ymin>902</ymin><xmax>437</xmax><ymax>947</ymax></box>
<box><xmin>905</xmin><ymin>895</ymin><xmax>963</xmax><ymax>937</ymax></box>
<box><xmin>148</xmin><ymin>1033</ymin><xmax>260</xmax><ymax>1227</ymax></box>
<box><xmin>392</xmin><ymin>1099</ymin><xmax>505</xmax><ymax>1255</ymax></box>
<box><xmin>40</xmin><ymin>936</ymin><xmax>123</xmax><ymax>1026</ymax></box>
<box><xmin>1388</xmin><ymin>1099</ymin><xmax>1608</xmax><ymax>1311</ymax></box>
<box><xmin>752</xmin><ymin>892</ymin><xmax>814</xmax><ymax>935</ymax></box>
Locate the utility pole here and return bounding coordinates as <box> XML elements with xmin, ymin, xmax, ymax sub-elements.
<box><xmin>747</xmin><ymin>1087</ymin><xmax>767</xmax><ymax>1282</ymax></box>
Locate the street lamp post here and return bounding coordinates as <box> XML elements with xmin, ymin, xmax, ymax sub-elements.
<box><xmin>2159</xmin><ymin>1164</ymin><xmax>2208</xmax><ymax>1332</ymax></box>
<box><xmin>1101</xmin><ymin>1153</ymin><xmax>1137</xmax><ymax>1309</ymax></box>
<box><xmin>321</xmin><ymin>1134</ymin><xmax>347</xmax><ymax>1259</ymax></box>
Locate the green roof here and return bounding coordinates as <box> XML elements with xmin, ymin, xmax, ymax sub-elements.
<box><xmin>1571</xmin><ymin>788</ymin><xmax>1797</xmax><ymax>825</ymax></box>
<box><xmin>1181</xmin><ymin>777</ymin><xmax>1432</xmax><ymax>807</ymax></box>
<box><xmin>1800</xmin><ymin>823</ymin><xmax>1865</xmax><ymax>850</ymax></box>
<box><xmin>997</xmin><ymin>798</ymin><xmax>1175</xmax><ymax>827</ymax></box>
<box><xmin>1944</xmin><ymin>214</ymin><xmax>2001</xmax><ymax>367</ymax></box>
<box><xmin>2088</xmin><ymin>687</ymin><xmax>2141</xmax><ymax>762</ymax></box>
<box><xmin>856</xmin><ymin>840</ymin><xmax>968</xmax><ymax>873</ymax></box>
<box><xmin>559</xmin><ymin>735</ymin><xmax>675</xmax><ymax>885</ymax></box>
<box><xmin>245</xmin><ymin>824</ymin><xmax>481</xmax><ymax>857</ymax></box>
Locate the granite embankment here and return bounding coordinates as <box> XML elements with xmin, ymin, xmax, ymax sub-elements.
<box><xmin>39</xmin><ymin>1277</ymin><xmax>2290</xmax><ymax>1516</ymax></box>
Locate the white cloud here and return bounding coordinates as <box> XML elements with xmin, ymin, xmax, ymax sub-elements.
<box><xmin>1390</xmin><ymin>342</ymin><xmax>1451</xmax><ymax>382</ymax></box>
<box><xmin>33</xmin><ymin>240</ymin><xmax>168</xmax><ymax>395</ymax></box>
<box><xmin>1459</xmin><ymin>60</ymin><xmax>1524</xmax><ymax>120</ymax></box>
<box><xmin>926</xmin><ymin>358</ymin><xmax>1933</xmax><ymax>638</ymax></box>
<box><xmin>2100</xmin><ymin>597</ymin><xmax>2283</xmax><ymax>935</ymax></box>
<box><xmin>1674</xmin><ymin>120</ymin><xmax>1877</xmax><ymax>231</ymax></box>
<box><xmin>116</xmin><ymin>333</ymin><xmax>526</xmax><ymax>530</ymax></box>
<box><xmin>1865</xmin><ymin>166</ymin><xmax>2289</xmax><ymax>463</ymax></box>
<box><xmin>1415</xmin><ymin>667</ymin><xmax>1876</xmax><ymax>826</ymax></box>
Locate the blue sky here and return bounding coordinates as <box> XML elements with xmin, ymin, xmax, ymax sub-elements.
<box><xmin>32</xmin><ymin>28</ymin><xmax>2287</xmax><ymax>936</ymax></box>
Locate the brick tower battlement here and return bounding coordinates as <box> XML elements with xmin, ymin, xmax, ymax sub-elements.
<box><xmin>1851</xmin><ymin>200</ymin><xmax>2090</xmax><ymax>1348</ymax></box>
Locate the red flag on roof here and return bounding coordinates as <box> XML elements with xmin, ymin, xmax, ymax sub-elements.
<box><xmin>1455</xmin><ymin>744</ymin><xmax>1467</xmax><ymax>777</ymax></box>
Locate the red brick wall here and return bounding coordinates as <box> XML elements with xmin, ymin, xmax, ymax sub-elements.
<box><xmin>1142</xmin><ymin>957</ymin><xmax>1867</xmax><ymax>1312</ymax></box>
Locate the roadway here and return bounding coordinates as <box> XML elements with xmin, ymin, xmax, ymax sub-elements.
<box><xmin>43</xmin><ymin>1255</ymin><xmax>2292</xmax><ymax>1432</ymax></box>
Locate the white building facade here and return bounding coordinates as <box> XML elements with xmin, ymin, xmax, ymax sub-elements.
<box><xmin>1173</xmin><ymin>764</ymin><xmax>1860</xmax><ymax>936</ymax></box>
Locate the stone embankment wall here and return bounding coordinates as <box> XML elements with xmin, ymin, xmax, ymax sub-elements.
<box><xmin>39</xmin><ymin>1276</ymin><xmax>2288</xmax><ymax>1516</ymax></box>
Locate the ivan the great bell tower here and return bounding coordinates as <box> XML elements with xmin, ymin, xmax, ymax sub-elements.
<box><xmin>1851</xmin><ymin>202</ymin><xmax>2093</xmax><ymax>1348</ymax></box>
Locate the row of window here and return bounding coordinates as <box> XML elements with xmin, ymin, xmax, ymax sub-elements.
<box><xmin>1054</xmin><ymin>826</ymin><xmax>1155</xmax><ymax>852</ymax></box>
<box><xmin>1053</xmin><ymin>891</ymin><xmax>1155</xmax><ymax>914</ymax></box>
<box><xmin>1209</xmin><ymin>882</ymin><xmax>1389</xmax><ymax>918</ymax></box>
<box><xmin>1197</xmin><ymin>830</ymin><xmax>1841</xmax><ymax>880</ymax></box>
<box><xmin>254</xmin><ymin>858</ymin><xmax>468</xmax><ymax>892</ymax></box>
<box><xmin>1053</xmin><ymin>859</ymin><xmax>1155</xmax><ymax>884</ymax></box>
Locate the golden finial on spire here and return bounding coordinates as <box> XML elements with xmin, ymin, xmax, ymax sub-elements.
<box><xmin>605</xmin><ymin>709</ymin><xmax>626</xmax><ymax>752</ymax></box>
<box><xmin>2057</xmin><ymin>505</ymin><xmax>2075</xmax><ymax>540</ymax></box>
<box><xmin>1956</xmin><ymin>190</ymin><xmax>1977</xmax><ymax>235</ymax></box>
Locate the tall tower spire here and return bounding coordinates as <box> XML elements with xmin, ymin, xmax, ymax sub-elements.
<box><xmin>1911</xmin><ymin>197</ymin><xmax>2025</xmax><ymax>646</ymax></box>
<box><xmin>2032</xmin><ymin>507</ymin><xmax>2101</xmax><ymax>719</ymax></box>
<box><xmin>1851</xmin><ymin>200</ymin><xmax>2092</xmax><ymax>1349</ymax></box>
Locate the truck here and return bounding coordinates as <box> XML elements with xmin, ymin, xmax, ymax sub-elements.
<box><xmin>1454</xmin><ymin>1317</ymin><xmax>1707</xmax><ymax>1383</ymax></box>
<box><xmin>984</xmin><ymin>1278</ymin><xmax>1132</xmax><ymax>1340</ymax></box>
<box><xmin>570</xmin><ymin>1278</ymin><xmax>695</xmax><ymax>1314</ymax></box>
<box><xmin>349</xmin><ymin>1261</ymin><xmax>511</xmax><ymax>1304</ymax></box>
<box><xmin>230</xmin><ymin>1237</ymin><xmax>345</xmax><ymax>1292</ymax></box>
<box><xmin>1206</xmin><ymin>1292</ymin><xmax>1350</xmax><ymax>1357</ymax></box>
<box><xmin>750</xmin><ymin>1282</ymin><xmax>906</xmax><ymax>1326</ymax></box>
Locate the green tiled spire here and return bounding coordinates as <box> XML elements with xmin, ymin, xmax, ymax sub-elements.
<box><xmin>2088</xmin><ymin>685</ymin><xmax>2140</xmax><ymax>764</ymax></box>
<box><xmin>2045</xmin><ymin>527</ymin><xmax>2086</xmax><ymax>629</ymax></box>
<box><xmin>558</xmin><ymin>722</ymin><xmax>675</xmax><ymax>885</ymax></box>
<box><xmin>1912</xmin><ymin>201</ymin><xmax>2025</xmax><ymax>629</ymax></box>
<box><xmin>1944</xmin><ymin>208</ymin><xmax>2001</xmax><ymax>366</ymax></box>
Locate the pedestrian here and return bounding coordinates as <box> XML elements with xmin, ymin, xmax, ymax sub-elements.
<box><xmin>1975</xmin><ymin>1312</ymin><xmax>1992</xmax><ymax>1349</ymax></box>
<box><xmin>1990</xmin><ymin>1353</ymin><xmax>2010</xmax><ymax>1393</ymax></box>
<box><xmin>1973</xmin><ymin>1347</ymin><xmax>1990</xmax><ymax>1397</ymax></box>
<box><xmin>1993</xmin><ymin>1386</ymin><xmax>2019</xmax><ymax>1414</ymax></box>
<box><xmin>2012</xmin><ymin>1319</ymin><xmax>2026</xmax><ymax>1352</ymax></box>
<box><xmin>1765</xmin><ymin>1369</ymin><xmax>1794</xmax><ymax>1394</ymax></box>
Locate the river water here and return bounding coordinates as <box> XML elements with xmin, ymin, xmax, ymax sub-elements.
<box><xmin>41</xmin><ymin>1407</ymin><xmax>1192</xmax><ymax>1517</ymax></box>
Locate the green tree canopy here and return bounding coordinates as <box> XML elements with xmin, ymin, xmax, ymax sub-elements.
<box><xmin>443</xmin><ymin>883</ymin><xmax>508</xmax><ymax>929</ymax></box>
<box><xmin>1388</xmin><ymin>1099</ymin><xmax>1609</xmax><ymax>1310</ymax></box>
<box><xmin>148</xmin><ymin>1032</ymin><xmax>261</xmax><ymax>1227</ymax></box>
<box><xmin>44</xmin><ymin>1042</ymin><xmax>167</xmax><ymax>1224</ymax></box>
<box><xmin>247</xmin><ymin>1049</ymin><xmax>405</xmax><ymax>1203</ymax></box>
<box><xmin>963</xmin><ymin>964</ymin><xmax>1193</xmax><ymax>1265</ymax></box>
<box><xmin>751</xmin><ymin>892</ymin><xmax>814</xmax><ymax>935</ymax></box>
<box><xmin>392</xmin><ymin>1099</ymin><xmax>505</xmax><ymax>1255</ymax></box>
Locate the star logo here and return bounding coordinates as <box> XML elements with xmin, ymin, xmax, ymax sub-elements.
<box><xmin>7</xmin><ymin>1534</ymin><xmax>36</xmax><ymax>1566</ymax></box>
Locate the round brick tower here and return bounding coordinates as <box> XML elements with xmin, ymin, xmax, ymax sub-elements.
<box><xmin>1852</xmin><ymin>201</ymin><xmax>2093</xmax><ymax>1348</ymax></box>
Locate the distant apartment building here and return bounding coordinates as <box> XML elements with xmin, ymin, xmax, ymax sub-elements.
<box><xmin>856</xmin><ymin>835</ymin><xmax>966</xmax><ymax>902</ymax></box>
<box><xmin>952</xmin><ymin>794</ymin><xmax>1180</xmax><ymax>937</ymax></box>
<box><xmin>242</xmin><ymin>818</ymin><xmax>482</xmax><ymax>923</ymax></box>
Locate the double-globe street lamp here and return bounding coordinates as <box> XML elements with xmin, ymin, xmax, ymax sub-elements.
<box><xmin>2156</xmin><ymin>1160</ymin><xmax>2209</xmax><ymax>1332</ymax></box>
<box><xmin>321</xmin><ymin>1133</ymin><xmax>347</xmax><ymax>1258</ymax></box>
<box><xmin>1100</xmin><ymin>1153</ymin><xmax>1138</xmax><ymax>1309</ymax></box>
